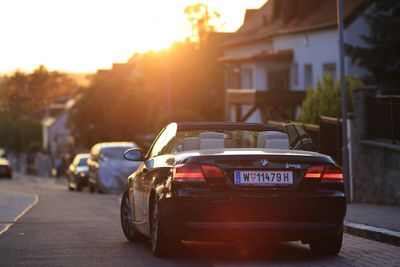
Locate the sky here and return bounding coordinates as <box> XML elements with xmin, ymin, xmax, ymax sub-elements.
<box><xmin>0</xmin><ymin>0</ymin><xmax>267</xmax><ymax>74</ymax></box>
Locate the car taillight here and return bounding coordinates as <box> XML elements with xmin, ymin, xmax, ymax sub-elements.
<box><xmin>201</xmin><ymin>165</ymin><xmax>224</xmax><ymax>178</ymax></box>
<box><xmin>304</xmin><ymin>165</ymin><xmax>325</xmax><ymax>178</ymax></box>
<box><xmin>172</xmin><ymin>164</ymin><xmax>223</xmax><ymax>182</ymax></box>
<box><xmin>304</xmin><ymin>164</ymin><xmax>343</xmax><ymax>182</ymax></box>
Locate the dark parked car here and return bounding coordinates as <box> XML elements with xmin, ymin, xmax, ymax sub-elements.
<box><xmin>0</xmin><ymin>157</ymin><xmax>12</xmax><ymax>179</ymax></box>
<box><xmin>88</xmin><ymin>142</ymin><xmax>141</xmax><ymax>194</ymax></box>
<box><xmin>120</xmin><ymin>122</ymin><xmax>346</xmax><ymax>257</ymax></box>
<box><xmin>67</xmin><ymin>153</ymin><xmax>90</xmax><ymax>191</ymax></box>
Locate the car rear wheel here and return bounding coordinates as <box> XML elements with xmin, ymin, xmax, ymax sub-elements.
<box><xmin>89</xmin><ymin>182</ymin><xmax>96</xmax><ymax>193</ymax></box>
<box><xmin>76</xmin><ymin>182</ymin><xmax>83</xmax><ymax>191</ymax></box>
<box><xmin>309</xmin><ymin>228</ymin><xmax>343</xmax><ymax>256</ymax></box>
<box><xmin>120</xmin><ymin>190</ymin><xmax>142</xmax><ymax>242</ymax></box>
<box><xmin>150</xmin><ymin>196</ymin><xmax>180</xmax><ymax>257</ymax></box>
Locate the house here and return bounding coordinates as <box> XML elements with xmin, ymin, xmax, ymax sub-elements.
<box><xmin>221</xmin><ymin>0</ymin><xmax>369</xmax><ymax>123</ymax></box>
<box><xmin>42</xmin><ymin>98</ymin><xmax>77</xmax><ymax>158</ymax></box>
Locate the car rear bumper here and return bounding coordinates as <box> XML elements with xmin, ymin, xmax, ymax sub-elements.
<box><xmin>158</xmin><ymin>190</ymin><xmax>346</xmax><ymax>242</ymax></box>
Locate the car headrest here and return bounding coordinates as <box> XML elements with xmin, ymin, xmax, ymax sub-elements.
<box><xmin>264</xmin><ymin>138</ymin><xmax>290</xmax><ymax>149</ymax></box>
<box><xmin>200</xmin><ymin>138</ymin><xmax>225</xmax><ymax>150</ymax></box>
<box><xmin>198</xmin><ymin>132</ymin><xmax>225</xmax><ymax>139</ymax></box>
<box><xmin>183</xmin><ymin>137</ymin><xmax>200</xmax><ymax>151</ymax></box>
<box><xmin>257</xmin><ymin>131</ymin><xmax>289</xmax><ymax>149</ymax></box>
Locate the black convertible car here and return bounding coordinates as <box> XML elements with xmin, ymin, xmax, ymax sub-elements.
<box><xmin>120</xmin><ymin>122</ymin><xmax>346</xmax><ymax>257</ymax></box>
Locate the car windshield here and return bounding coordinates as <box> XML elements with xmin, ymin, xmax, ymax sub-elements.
<box><xmin>176</xmin><ymin>130</ymin><xmax>261</xmax><ymax>149</ymax></box>
<box><xmin>77</xmin><ymin>158</ymin><xmax>88</xmax><ymax>166</ymax></box>
<box><xmin>169</xmin><ymin>127</ymin><xmax>314</xmax><ymax>152</ymax></box>
<box><xmin>101</xmin><ymin>146</ymin><xmax>133</xmax><ymax>159</ymax></box>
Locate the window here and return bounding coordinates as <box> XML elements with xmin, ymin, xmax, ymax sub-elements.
<box><xmin>229</xmin><ymin>68</ymin><xmax>241</xmax><ymax>89</ymax></box>
<box><xmin>268</xmin><ymin>69</ymin><xmax>290</xmax><ymax>91</ymax></box>
<box><xmin>168</xmin><ymin>126</ymin><xmax>314</xmax><ymax>151</ymax></box>
<box><xmin>304</xmin><ymin>64</ymin><xmax>313</xmax><ymax>89</ymax></box>
<box><xmin>241</xmin><ymin>68</ymin><xmax>253</xmax><ymax>89</ymax></box>
<box><xmin>148</xmin><ymin>123</ymin><xmax>178</xmax><ymax>158</ymax></box>
<box><xmin>323</xmin><ymin>63</ymin><xmax>337</xmax><ymax>81</ymax></box>
<box><xmin>101</xmin><ymin>146</ymin><xmax>134</xmax><ymax>159</ymax></box>
<box><xmin>292</xmin><ymin>63</ymin><xmax>299</xmax><ymax>85</ymax></box>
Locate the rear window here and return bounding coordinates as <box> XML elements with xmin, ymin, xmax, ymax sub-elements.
<box><xmin>78</xmin><ymin>157</ymin><xmax>88</xmax><ymax>166</ymax></box>
<box><xmin>100</xmin><ymin>146</ymin><xmax>133</xmax><ymax>159</ymax></box>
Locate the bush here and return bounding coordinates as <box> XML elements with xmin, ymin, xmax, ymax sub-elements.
<box><xmin>299</xmin><ymin>76</ymin><xmax>363</xmax><ymax>124</ymax></box>
<box><xmin>0</xmin><ymin>114</ymin><xmax>42</xmax><ymax>153</ymax></box>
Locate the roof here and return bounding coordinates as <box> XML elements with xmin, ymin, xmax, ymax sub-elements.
<box><xmin>219</xmin><ymin>49</ymin><xmax>293</xmax><ymax>63</ymax></box>
<box><xmin>41</xmin><ymin>97</ymin><xmax>79</xmax><ymax>128</ymax></box>
<box><xmin>93</xmin><ymin>142</ymin><xmax>137</xmax><ymax>149</ymax></box>
<box><xmin>74</xmin><ymin>153</ymin><xmax>90</xmax><ymax>159</ymax></box>
<box><xmin>223</xmin><ymin>0</ymin><xmax>366</xmax><ymax>48</ymax></box>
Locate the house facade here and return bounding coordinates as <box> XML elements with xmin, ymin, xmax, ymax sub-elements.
<box><xmin>222</xmin><ymin>0</ymin><xmax>369</xmax><ymax>123</ymax></box>
<box><xmin>42</xmin><ymin>98</ymin><xmax>76</xmax><ymax>158</ymax></box>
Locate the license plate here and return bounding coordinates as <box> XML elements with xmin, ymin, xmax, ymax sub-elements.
<box><xmin>234</xmin><ymin>171</ymin><xmax>293</xmax><ymax>186</ymax></box>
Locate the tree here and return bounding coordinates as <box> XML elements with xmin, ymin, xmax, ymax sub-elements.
<box><xmin>0</xmin><ymin>66</ymin><xmax>78</xmax><ymax>117</ymax></box>
<box><xmin>0</xmin><ymin>66</ymin><xmax>78</xmax><ymax>153</ymax></box>
<box><xmin>345</xmin><ymin>1</ymin><xmax>400</xmax><ymax>86</ymax></box>
<box><xmin>68</xmin><ymin>62</ymin><xmax>151</xmax><ymax>148</ymax></box>
<box><xmin>299</xmin><ymin>76</ymin><xmax>363</xmax><ymax>124</ymax></box>
<box><xmin>184</xmin><ymin>3</ymin><xmax>224</xmax><ymax>44</ymax></box>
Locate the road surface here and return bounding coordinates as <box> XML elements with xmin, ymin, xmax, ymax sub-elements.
<box><xmin>1</xmin><ymin>176</ymin><xmax>399</xmax><ymax>266</ymax></box>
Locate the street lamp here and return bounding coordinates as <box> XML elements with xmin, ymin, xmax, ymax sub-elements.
<box><xmin>337</xmin><ymin>0</ymin><xmax>351</xmax><ymax>202</ymax></box>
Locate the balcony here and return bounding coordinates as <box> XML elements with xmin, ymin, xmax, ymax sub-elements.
<box><xmin>227</xmin><ymin>89</ymin><xmax>306</xmax><ymax>121</ymax></box>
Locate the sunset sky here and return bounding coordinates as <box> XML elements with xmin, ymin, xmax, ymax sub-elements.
<box><xmin>0</xmin><ymin>0</ymin><xmax>267</xmax><ymax>74</ymax></box>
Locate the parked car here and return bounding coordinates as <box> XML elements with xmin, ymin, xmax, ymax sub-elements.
<box><xmin>67</xmin><ymin>153</ymin><xmax>90</xmax><ymax>191</ymax></box>
<box><xmin>88</xmin><ymin>142</ymin><xmax>141</xmax><ymax>194</ymax></box>
<box><xmin>120</xmin><ymin>122</ymin><xmax>346</xmax><ymax>257</ymax></box>
<box><xmin>0</xmin><ymin>157</ymin><xmax>12</xmax><ymax>179</ymax></box>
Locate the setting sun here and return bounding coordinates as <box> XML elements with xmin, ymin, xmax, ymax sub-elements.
<box><xmin>0</xmin><ymin>0</ymin><xmax>267</xmax><ymax>73</ymax></box>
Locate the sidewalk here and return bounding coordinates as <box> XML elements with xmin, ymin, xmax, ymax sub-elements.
<box><xmin>345</xmin><ymin>202</ymin><xmax>400</xmax><ymax>246</ymax></box>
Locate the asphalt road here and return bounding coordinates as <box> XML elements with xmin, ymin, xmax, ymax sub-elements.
<box><xmin>1</xmin><ymin>176</ymin><xmax>399</xmax><ymax>267</ymax></box>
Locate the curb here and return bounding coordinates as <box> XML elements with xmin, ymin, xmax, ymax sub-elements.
<box><xmin>344</xmin><ymin>220</ymin><xmax>400</xmax><ymax>246</ymax></box>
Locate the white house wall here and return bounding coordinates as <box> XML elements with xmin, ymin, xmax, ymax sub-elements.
<box><xmin>274</xmin><ymin>29</ymin><xmax>340</xmax><ymax>90</ymax></box>
<box><xmin>48</xmin><ymin>112</ymin><xmax>70</xmax><ymax>155</ymax></box>
<box><xmin>224</xmin><ymin>10</ymin><xmax>370</xmax><ymax>123</ymax></box>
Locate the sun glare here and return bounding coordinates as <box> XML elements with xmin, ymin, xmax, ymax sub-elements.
<box><xmin>0</xmin><ymin>0</ymin><xmax>267</xmax><ymax>73</ymax></box>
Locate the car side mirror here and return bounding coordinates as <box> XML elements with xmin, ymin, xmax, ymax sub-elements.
<box><xmin>123</xmin><ymin>148</ymin><xmax>145</xmax><ymax>161</ymax></box>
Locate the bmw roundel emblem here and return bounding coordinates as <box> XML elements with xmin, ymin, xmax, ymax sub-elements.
<box><xmin>260</xmin><ymin>159</ymin><xmax>269</xmax><ymax>167</ymax></box>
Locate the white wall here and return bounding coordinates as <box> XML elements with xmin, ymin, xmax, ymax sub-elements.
<box><xmin>48</xmin><ymin>112</ymin><xmax>70</xmax><ymax>155</ymax></box>
<box><xmin>223</xmin><ymin>11</ymin><xmax>370</xmax><ymax>123</ymax></box>
<box><xmin>274</xmin><ymin>29</ymin><xmax>340</xmax><ymax>90</ymax></box>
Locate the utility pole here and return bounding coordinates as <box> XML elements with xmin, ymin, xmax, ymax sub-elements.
<box><xmin>337</xmin><ymin>0</ymin><xmax>351</xmax><ymax>202</ymax></box>
<box><xmin>165</xmin><ymin>52</ymin><xmax>172</xmax><ymax>122</ymax></box>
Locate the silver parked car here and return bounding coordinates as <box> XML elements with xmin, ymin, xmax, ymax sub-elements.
<box><xmin>88</xmin><ymin>142</ymin><xmax>141</xmax><ymax>194</ymax></box>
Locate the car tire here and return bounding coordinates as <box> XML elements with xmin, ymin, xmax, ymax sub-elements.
<box><xmin>120</xmin><ymin>190</ymin><xmax>143</xmax><ymax>242</ymax></box>
<box><xmin>89</xmin><ymin>182</ymin><xmax>96</xmax><ymax>193</ymax></box>
<box><xmin>68</xmin><ymin>183</ymin><xmax>74</xmax><ymax>191</ymax></box>
<box><xmin>309</xmin><ymin>228</ymin><xmax>343</xmax><ymax>256</ymax></box>
<box><xmin>76</xmin><ymin>182</ymin><xmax>83</xmax><ymax>192</ymax></box>
<box><xmin>150</xmin><ymin>196</ymin><xmax>180</xmax><ymax>257</ymax></box>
